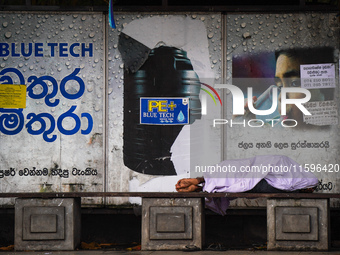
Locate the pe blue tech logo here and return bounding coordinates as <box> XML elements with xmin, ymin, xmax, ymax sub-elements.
<box><xmin>140</xmin><ymin>97</ymin><xmax>189</xmax><ymax>125</ymax></box>
<box><xmin>200</xmin><ymin>83</ymin><xmax>222</xmax><ymax>115</ymax></box>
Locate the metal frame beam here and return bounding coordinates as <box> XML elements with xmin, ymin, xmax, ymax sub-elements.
<box><xmin>0</xmin><ymin>0</ymin><xmax>338</xmax><ymax>12</ymax></box>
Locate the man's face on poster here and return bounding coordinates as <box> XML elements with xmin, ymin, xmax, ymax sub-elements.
<box><xmin>275</xmin><ymin>54</ymin><xmax>324</xmax><ymax>126</ymax></box>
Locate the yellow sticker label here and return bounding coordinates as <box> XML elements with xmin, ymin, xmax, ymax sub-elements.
<box><xmin>0</xmin><ymin>84</ymin><xmax>26</xmax><ymax>109</ymax></box>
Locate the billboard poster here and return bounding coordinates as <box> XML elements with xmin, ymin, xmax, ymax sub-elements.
<box><xmin>222</xmin><ymin>13</ymin><xmax>340</xmax><ymax>205</ymax></box>
<box><xmin>0</xmin><ymin>13</ymin><xmax>105</xmax><ymax>205</ymax></box>
<box><xmin>107</xmin><ymin>14</ymin><xmax>222</xmax><ymax>198</ymax></box>
<box><xmin>1</xmin><ymin>11</ymin><xmax>338</xmax><ymax>207</ymax></box>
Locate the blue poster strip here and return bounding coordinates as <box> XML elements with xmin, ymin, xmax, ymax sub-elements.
<box><xmin>140</xmin><ymin>97</ymin><xmax>189</xmax><ymax>125</ymax></box>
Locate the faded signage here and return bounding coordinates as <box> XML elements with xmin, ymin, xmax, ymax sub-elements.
<box><xmin>0</xmin><ymin>13</ymin><xmax>105</xmax><ymax>202</ymax></box>
<box><xmin>303</xmin><ymin>101</ymin><xmax>338</xmax><ymax>125</ymax></box>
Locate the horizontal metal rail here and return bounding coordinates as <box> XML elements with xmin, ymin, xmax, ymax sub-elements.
<box><xmin>0</xmin><ymin>192</ymin><xmax>339</xmax><ymax>199</ymax></box>
<box><xmin>0</xmin><ymin>3</ymin><xmax>338</xmax><ymax>12</ymax></box>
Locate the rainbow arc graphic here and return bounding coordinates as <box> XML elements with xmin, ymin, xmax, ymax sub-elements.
<box><xmin>200</xmin><ymin>83</ymin><xmax>222</xmax><ymax>106</ymax></box>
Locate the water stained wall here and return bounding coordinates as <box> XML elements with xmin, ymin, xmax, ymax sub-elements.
<box><xmin>224</xmin><ymin>13</ymin><xmax>340</xmax><ymax>207</ymax></box>
<box><xmin>1</xmin><ymin>11</ymin><xmax>339</xmax><ymax>207</ymax></box>
<box><xmin>0</xmin><ymin>13</ymin><xmax>105</xmax><ymax>206</ymax></box>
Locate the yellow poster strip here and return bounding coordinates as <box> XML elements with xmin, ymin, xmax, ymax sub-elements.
<box><xmin>0</xmin><ymin>84</ymin><xmax>26</xmax><ymax>109</ymax></box>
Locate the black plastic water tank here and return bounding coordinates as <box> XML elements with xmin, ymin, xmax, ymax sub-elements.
<box><xmin>123</xmin><ymin>46</ymin><xmax>201</xmax><ymax>175</ymax></box>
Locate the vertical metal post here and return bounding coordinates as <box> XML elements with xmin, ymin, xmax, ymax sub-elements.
<box><xmin>103</xmin><ymin>13</ymin><xmax>109</xmax><ymax>203</ymax></box>
<box><xmin>221</xmin><ymin>13</ymin><xmax>227</xmax><ymax>161</ymax></box>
